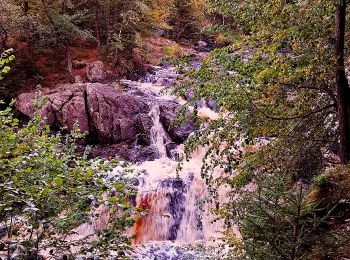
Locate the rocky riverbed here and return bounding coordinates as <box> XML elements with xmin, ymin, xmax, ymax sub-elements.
<box><xmin>15</xmin><ymin>62</ymin><xmax>197</xmax><ymax>162</ymax></box>
<box><xmin>9</xmin><ymin>50</ymin><xmax>233</xmax><ymax>259</ymax></box>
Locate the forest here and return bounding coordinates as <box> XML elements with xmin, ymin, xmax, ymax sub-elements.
<box><xmin>1</xmin><ymin>0</ymin><xmax>350</xmax><ymax>259</ymax></box>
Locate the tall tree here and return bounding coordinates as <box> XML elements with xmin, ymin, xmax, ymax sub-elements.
<box><xmin>95</xmin><ymin>0</ymin><xmax>101</xmax><ymax>49</ymax></box>
<box><xmin>174</xmin><ymin>0</ymin><xmax>350</xmax><ymax>258</ymax></box>
<box><xmin>169</xmin><ymin>0</ymin><xmax>201</xmax><ymax>41</ymax></box>
<box><xmin>335</xmin><ymin>0</ymin><xmax>350</xmax><ymax>163</ymax></box>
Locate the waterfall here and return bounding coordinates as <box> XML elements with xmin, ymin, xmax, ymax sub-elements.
<box><xmin>128</xmin><ymin>65</ymin><xmax>228</xmax><ymax>257</ymax></box>
<box><xmin>132</xmin><ymin>147</ymin><xmax>226</xmax><ymax>245</ymax></box>
<box><xmin>66</xmin><ymin>64</ymin><xmax>229</xmax><ymax>259</ymax></box>
<box><xmin>148</xmin><ymin>102</ymin><xmax>170</xmax><ymax>158</ymax></box>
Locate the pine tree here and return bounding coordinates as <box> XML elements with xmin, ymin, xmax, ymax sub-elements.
<box><xmin>169</xmin><ymin>0</ymin><xmax>201</xmax><ymax>41</ymax></box>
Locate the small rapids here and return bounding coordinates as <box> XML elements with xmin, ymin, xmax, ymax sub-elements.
<box><xmin>129</xmin><ymin>241</ymin><xmax>229</xmax><ymax>260</ymax></box>
<box><xmin>148</xmin><ymin>102</ymin><xmax>170</xmax><ymax>158</ymax></box>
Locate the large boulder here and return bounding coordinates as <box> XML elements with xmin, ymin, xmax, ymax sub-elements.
<box><xmin>86</xmin><ymin>61</ymin><xmax>107</xmax><ymax>82</ymax></box>
<box><xmin>15</xmin><ymin>83</ymin><xmax>153</xmax><ymax>148</ymax></box>
<box><xmin>15</xmin><ymin>83</ymin><xmax>198</xmax><ymax>161</ymax></box>
<box><xmin>159</xmin><ymin>100</ymin><xmax>197</xmax><ymax>144</ymax></box>
<box><xmin>85</xmin><ymin>84</ymin><xmax>152</xmax><ymax>144</ymax></box>
<box><xmin>16</xmin><ymin>92</ymin><xmax>37</xmax><ymax>118</ymax></box>
<box><xmin>49</xmin><ymin>85</ymin><xmax>89</xmax><ymax>132</ymax></box>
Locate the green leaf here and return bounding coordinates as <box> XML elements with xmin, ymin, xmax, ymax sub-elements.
<box><xmin>54</xmin><ymin>177</ymin><xmax>64</xmax><ymax>187</ymax></box>
<box><xmin>114</xmin><ymin>182</ymin><xmax>124</xmax><ymax>192</ymax></box>
<box><xmin>108</xmin><ymin>197</ymin><xmax>117</xmax><ymax>203</ymax></box>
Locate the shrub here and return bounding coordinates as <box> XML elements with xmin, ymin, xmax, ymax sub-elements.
<box><xmin>0</xmin><ymin>105</ymin><xmax>138</xmax><ymax>258</ymax></box>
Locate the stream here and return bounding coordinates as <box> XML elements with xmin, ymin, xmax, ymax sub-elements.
<box><xmin>41</xmin><ymin>57</ymin><xmax>233</xmax><ymax>259</ymax></box>
<box><xmin>123</xmin><ymin>62</ymin><xmax>229</xmax><ymax>259</ymax></box>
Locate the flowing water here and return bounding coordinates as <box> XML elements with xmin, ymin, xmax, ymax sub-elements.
<box><xmin>126</xmin><ymin>65</ymin><xmax>230</xmax><ymax>259</ymax></box>
<box><xmin>148</xmin><ymin>102</ymin><xmax>170</xmax><ymax>158</ymax></box>
<box><xmin>0</xmin><ymin>56</ymin><xmax>235</xmax><ymax>260</ymax></box>
<box><xmin>71</xmin><ymin>62</ymin><xmax>232</xmax><ymax>259</ymax></box>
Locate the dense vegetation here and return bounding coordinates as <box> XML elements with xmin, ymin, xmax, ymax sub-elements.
<box><xmin>2</xmin><ymin>0</ymin><xmax>350</xmax><ymax>259</ymax></box>
<box><xmin>176</xmin><ymin>0</ymin><xmax>350</xmax><ymax>259</ymax></box>
<box><xmin>0</xmin><ymin>0</ymin><xmax>205</xmax><ymax>97</ymax></box>
<box><xmin>0</xmin><ymin>107</ymin><xmax>138</xmax><ymax>258</ymax></box>
<box><xmin>0</xmin><ymin>52</ymin><xmax>139</xmax><ymax>258</ymax></box>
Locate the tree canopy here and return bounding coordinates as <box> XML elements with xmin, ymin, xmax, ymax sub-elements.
<box><xmin>172</xmin><ymin>0</ymin><xmax>350</xmax><ymax>258</ymax></box>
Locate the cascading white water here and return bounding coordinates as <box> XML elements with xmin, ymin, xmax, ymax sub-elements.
<box><xmin>148</xmin><ymin>102</ymin><xmax>170</xmax><ymax>158</ymax></box>
<box><xmin>126</xmin><ymin>67</ymin><xmax>230</xmax><ymax>259</ymax></box>
<box><xmin>67</xmin><ymin>64</ymin><xmax>231</xmax><ymax>259</ymax></box>
<box><xmin>130</xmin><ymin>145</ymin><xmax>231</xmax><ymax>259</ymax></box>
<box><xmin>120</xmin><ymin>65</ymin><xmax>237</xmax><ymax>260</ymax></box>
<box><xmin>132</xmin><ymin>152</ymin><xmax>224</xmax><ymax>244</ymax></box>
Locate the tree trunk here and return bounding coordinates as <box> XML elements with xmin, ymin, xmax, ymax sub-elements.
<box><xmin>22</xmin><ymin>1</ymin><xmax>33</xmax><ymax>54</ymax></box>
<box><xmin>106</xmin><ymin>3</ymin><xmax>111</xmax><ymax>45</ymax></box>
<box><xmin>0</xmin><ymin>25</ymin><xmax>8</xmax><ymax>51</ymax></box>
<box><xmin>67</xmin><ymin>46</ymin><xmax>73</xmax><ymax>78</ymax></box>
<box><xmin>335</xmin><ymin>0</ymin><xmax>350</xmax><ymax>163</ymax></box>
<box><xmin>61</xmin><ymin>0</ymin><xmax>66</xmax><ymax>13</ymax></box>
<box><xmin>41</xmin><ymin>0</ymin><xmax>54</xmax><ymax>25</ymax></box>
<box><xmin>23</xmin><ymin>1</ymin><xmax>29</xmax><ymax>14</ymax></box>
<box><xmin>95</xmin><ymin>0</ymin><xmax>101</xmax><ymax>49</ymax></box>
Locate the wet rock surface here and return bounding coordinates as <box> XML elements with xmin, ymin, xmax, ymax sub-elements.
<box><xmin>161</xmin><ymin>178</ymin><xmax>187</xmax><ymax>241</ymax></box>
<box><xmin>140</xmin><ymin>65</ymin><xmax>178</xmax><ymax>87</ymax></box>
<box><xmin>16</xmin><ymin>83</ymin><xmax>155</xmax><ymax>160</ymax></box>
<box><xmin>15</xmin><ymin>63</ymin><xmax>199</xmax><ymax>161</ymax></box>
<box><xmin>159</xmin><ymin>100</ymin><xmax>197</xmax><ymax>143</ymax></box>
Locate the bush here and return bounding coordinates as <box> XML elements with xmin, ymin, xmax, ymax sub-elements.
<box><xmin>0</xmin><ymin>104</ymin><xmax>138</xmax><ymax>258</ymax></box>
